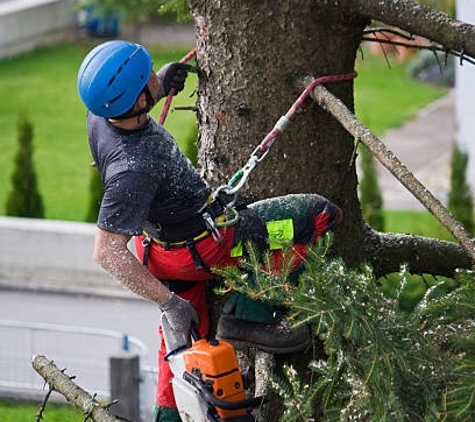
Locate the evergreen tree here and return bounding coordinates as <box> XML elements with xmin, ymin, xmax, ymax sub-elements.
<box><xmin>85</xmin><ymin>166</ymin><xmax>103</xmax><ymax>223</ymax></box>
<box><xmin>359</xmin><ymin>145</ymin><xmax>385</xmax><ymax>231</ymax></box>
<box><xmin>448</xmin><ymin>142</ymin><xmax>474</xmax><ymax>234</ymax></box>
<box><xmin>218</xmin><ymin>237</ymin><xmax>475</xmax><ymax>421</ymax></box>
<box><xmin>6</xmin><ymin>114</ymin><xmax>44</xmax><ymax>218</ymax></box>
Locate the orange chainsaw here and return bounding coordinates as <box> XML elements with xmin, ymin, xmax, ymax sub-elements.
<box><xmin>162</xmin><ymin>315</ymin><xmax>266</xmax><ymax>421</ymax></box>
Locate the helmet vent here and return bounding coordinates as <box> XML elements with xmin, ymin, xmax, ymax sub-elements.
<box><xmin>107</xmin><ymin>90</ymin><xmax>127</xmax><ymax>106</ymax></box>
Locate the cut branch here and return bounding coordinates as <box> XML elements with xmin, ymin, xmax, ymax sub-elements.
<box><xmin>32</xmin><ymin>355</ymin><xmax>122</xmax><ymax>422</ymax></box>
<box><xmin>306</xmin><ymin>82</ymin><xmax>475</xmax><ymax>263</ymax></box>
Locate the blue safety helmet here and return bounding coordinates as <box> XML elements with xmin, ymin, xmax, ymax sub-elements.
<box><xmin>77</xmin><ymin>40</ymin><xmax>152</xmax><ymax>118</ymax></box>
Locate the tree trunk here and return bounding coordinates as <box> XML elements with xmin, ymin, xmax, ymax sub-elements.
<box><xmin>189</xmin><ymin>0</ymin><xmax>369</xmax><ymax>261</ymax></box>
<box><xmin>187</xmin><ymin>0</ymin><xmax>474</xmax><ymax>276</ymax></box>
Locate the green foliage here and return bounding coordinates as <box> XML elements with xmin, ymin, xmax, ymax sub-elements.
<box><xmin>219</xmin><ymin>236</ymin><xmax>475</xmax><ymax>421</ymax></box>
<box><xmin>359</xmin><ymin>145</ymin><xmax>385</xmax><ymax>231</ymax></box>
<box><xmin>448</xmin><ymin>142</ymin><xmax>474</xmax><ymax>234</ymax></box>
<box><xmin>158</xmin><ymin>0</ymin><xmax>192</xmax><ymax>22</ymax></box>
<box><xmin>5</xmin><ymin>114</ymin><xmax>44</xmax><ymax>218</ymax></box>
<box><xmin>84</xmin><ymin>166</ymin><xmax>103</xmax><ymax>223</ymax></box>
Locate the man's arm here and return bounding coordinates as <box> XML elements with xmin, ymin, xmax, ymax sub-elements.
<box><xmin>93</xmin><ymin>227</ymin><xmax>172</xmax><ymax>304</ymax></box>
<box><xmin>93</xmin><ymin>228</ymin><xmax>199</xmax><ymax>332</ymax></box>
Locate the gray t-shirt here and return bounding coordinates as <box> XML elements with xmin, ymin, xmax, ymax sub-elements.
<box><xmin>87</xmin><ymin>112</ymin><xmax>210</xmax><ymax>235</ymax></box>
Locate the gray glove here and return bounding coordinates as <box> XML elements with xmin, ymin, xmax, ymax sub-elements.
<box><xmin>159</xmin><ymin>293</ymin><xmax>199</xmax><ymax>334</ymax></box>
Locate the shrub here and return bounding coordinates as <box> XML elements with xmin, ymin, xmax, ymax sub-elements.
<box><xmin>5</xmin><ymin>114</ymin><xmax>44</xmax><ymax>218</ymax></box>
<box><xmin>448</xmin><ymin>141</ymin><xmax>474</xmax><ymax>234</ymax></box>
<box><xmin>359</xmin><ymin>145</ymin><xmax>385</xmax><ymax>231</ymax></box>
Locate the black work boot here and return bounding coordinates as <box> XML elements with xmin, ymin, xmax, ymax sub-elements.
<box><xmin>216</xmin><ymin>313</ymin><xmax>312</xmax><ymax>353</ymax></box>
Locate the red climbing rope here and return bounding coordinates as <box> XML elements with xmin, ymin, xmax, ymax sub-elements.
<box><xmin>224</xmin><ymin>71</ymin><xmax>358</xmax><ymax>194</ymax></box>
<box><xmin>158</xmin><ymin>48</ymin><xmax>197</xmax><ymax>125</ymax></box>
<box><xmin>259</xmin><ymin>71</ymin><xmax>358</xmax><ymax>153</ymax></box>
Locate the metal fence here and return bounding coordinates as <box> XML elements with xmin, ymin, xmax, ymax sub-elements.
<box><xmin>0</xmin><ymin>319</ymin><xmax>158</xmax><ymax>421</ymax></box>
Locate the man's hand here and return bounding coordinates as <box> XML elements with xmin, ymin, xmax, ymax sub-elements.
<box><xmin>159</xmin><ymin>293</ymin><xmax>199</xmax><ymax>334</ymax></box>
<box><xmin>156</xmin><ymin>62</ymin><xmax>193</xmax><ymax>98</ymax></box>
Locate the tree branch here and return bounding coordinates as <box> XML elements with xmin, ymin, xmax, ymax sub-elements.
<box><xmin>339</xmin><ymin>0</ymin><xmax>475</xmax><ymax>61</ymax></box>
<box><xmin>32</xmin><ymin>355</ymin><xmax>121</xmax><ymax>422</ymax></box>
<box><xmin>363</xmin><ymin>225</ymin><xmax>472</xmax><ymax>277</ymax></box>
<box><xmin>305</xmin><ymin>81</ymin><xmax>475</xmax><ymax>264</ymax></box>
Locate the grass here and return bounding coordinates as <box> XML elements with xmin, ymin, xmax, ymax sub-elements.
<box><xmin>0</xmin><ymin>398</ymin><xmax>84</xmax><ymax>421</ymax></box>
<box><xmin>354</xmin><ymin>49</ymin><xmax>451</xmax><ymax>239</ymax></box>
<box><xmin>384</xmin><ymin>209</ymin><xmax>455</xmax><ymax>241</ymax></box>
<box><xmin>354</xmin><ymin>49</ymin><xmax>449</xmax><ymax>136</ymax></box>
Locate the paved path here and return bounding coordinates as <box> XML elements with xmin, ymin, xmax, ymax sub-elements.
<box><xmin>370</xmin><ymin>91</ymin><xmax>455</xmax><ymax>210</ymax></box>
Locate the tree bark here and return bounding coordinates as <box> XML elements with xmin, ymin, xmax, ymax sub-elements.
<box><xmin>182</xmin><ymin>0</ymin><xmax>475</xmax><ymax>420</ymax></box>
<box><xmin>32</xmin><ymin>355</ymin><xmax>120</xmax><ymax>422</ymax></box>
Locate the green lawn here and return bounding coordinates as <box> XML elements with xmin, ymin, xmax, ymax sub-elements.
<box><xmin>383</xmin><ymin>209</ymin><xmax>455</xmax><ymax>241</ymax></box>
<box><xmin>354</xmin><ymin>49</ymin><xmax>449</xmax><ymax>136</ymax></box>
<box><xmin>0</xmin><ymin>398</ymin><xmax>84</xmax><ymax>422</ymax></box>
<box><xmin>0</xmin><ymin>42</ymin><xmax>451</xmax><ymax>238</ymax></box>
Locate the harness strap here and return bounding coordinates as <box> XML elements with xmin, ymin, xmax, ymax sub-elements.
<box><xmin>141</xmin><ymin>235</ymin><xmax>152</xmax><ymax>269</ymax></box>
<box><xmin>186</xmin><ymin>239</ymin><xmax>210</xmax><ymax>271</ymax></box>
<box><xmin>162</xmin><ymin>279</ymin><xmax>198</xmax><ymax>294</ymax></box>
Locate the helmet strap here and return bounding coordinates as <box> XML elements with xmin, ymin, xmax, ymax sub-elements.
<box><xmin>110</xmin><ymin>85</ymin><xmax>156</xmax><ymax>122</ymax></box>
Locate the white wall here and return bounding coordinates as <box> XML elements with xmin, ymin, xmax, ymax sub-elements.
<box><xmin>0</xmin><ymin>0</ymin><xmax>77</xmax><ymax>59</ymax></box>
<box><xmin>0</xmin><ymin>217</ymin><xmax>135</xmax><ymax>298</ymax></box>
<box><xmin>456</xmin><ymin>0</ymin><xmax>475</xmax><ymax>192</ymax></box>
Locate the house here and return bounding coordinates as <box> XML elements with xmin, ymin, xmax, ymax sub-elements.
<box><xmin>456</xmin><ymin>0</ymin><xmax>475</xmax><ymax>189</ymax></box>
<box><xmin>0</xmin><ymin>0</ymin><xmax>77</xmax><ymax>59</ymax></box>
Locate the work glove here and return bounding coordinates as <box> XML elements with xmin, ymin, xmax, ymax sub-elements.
<box><xmin>156</xmin><ymin>62</ymin><xmax>193</xmax><ymax>98</ymax></box>
<box><xmin>159</xmin><ymin>292</ymin><xmax>199</xmax><ymax>334</ymax></box>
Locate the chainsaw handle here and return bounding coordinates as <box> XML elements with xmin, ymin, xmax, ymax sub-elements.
<box><xmin>190</xmin><ymin>320</ymin><xmax>201</xmax><ymax>341</ymax></box>
<box><xmin>183</xmin><ymin>371</ymin><xmax>267</xmax><ymax>410</ymax></box>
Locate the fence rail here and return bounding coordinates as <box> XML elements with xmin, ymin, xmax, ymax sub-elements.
<box><xmin>0</xmin><ymin>319</ymin><xmax>158</xmax><ymax>421</ymax></box>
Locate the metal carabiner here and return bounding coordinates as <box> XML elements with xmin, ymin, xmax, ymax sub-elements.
<box><xmin>227</xmin><ymin>155</ymin><xmax>259</xmax><ymax>194</ymax></box>
<box><xmin>202</xmin><ymin>211</ymin><xmax>222</xmax><ymax>243</ymax></box>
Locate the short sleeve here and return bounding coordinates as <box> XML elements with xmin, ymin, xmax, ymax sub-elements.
<box><xmin>97</xmin><ymin>171</ymin><xmax>155</xmax><ymax>235</ymax></box>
